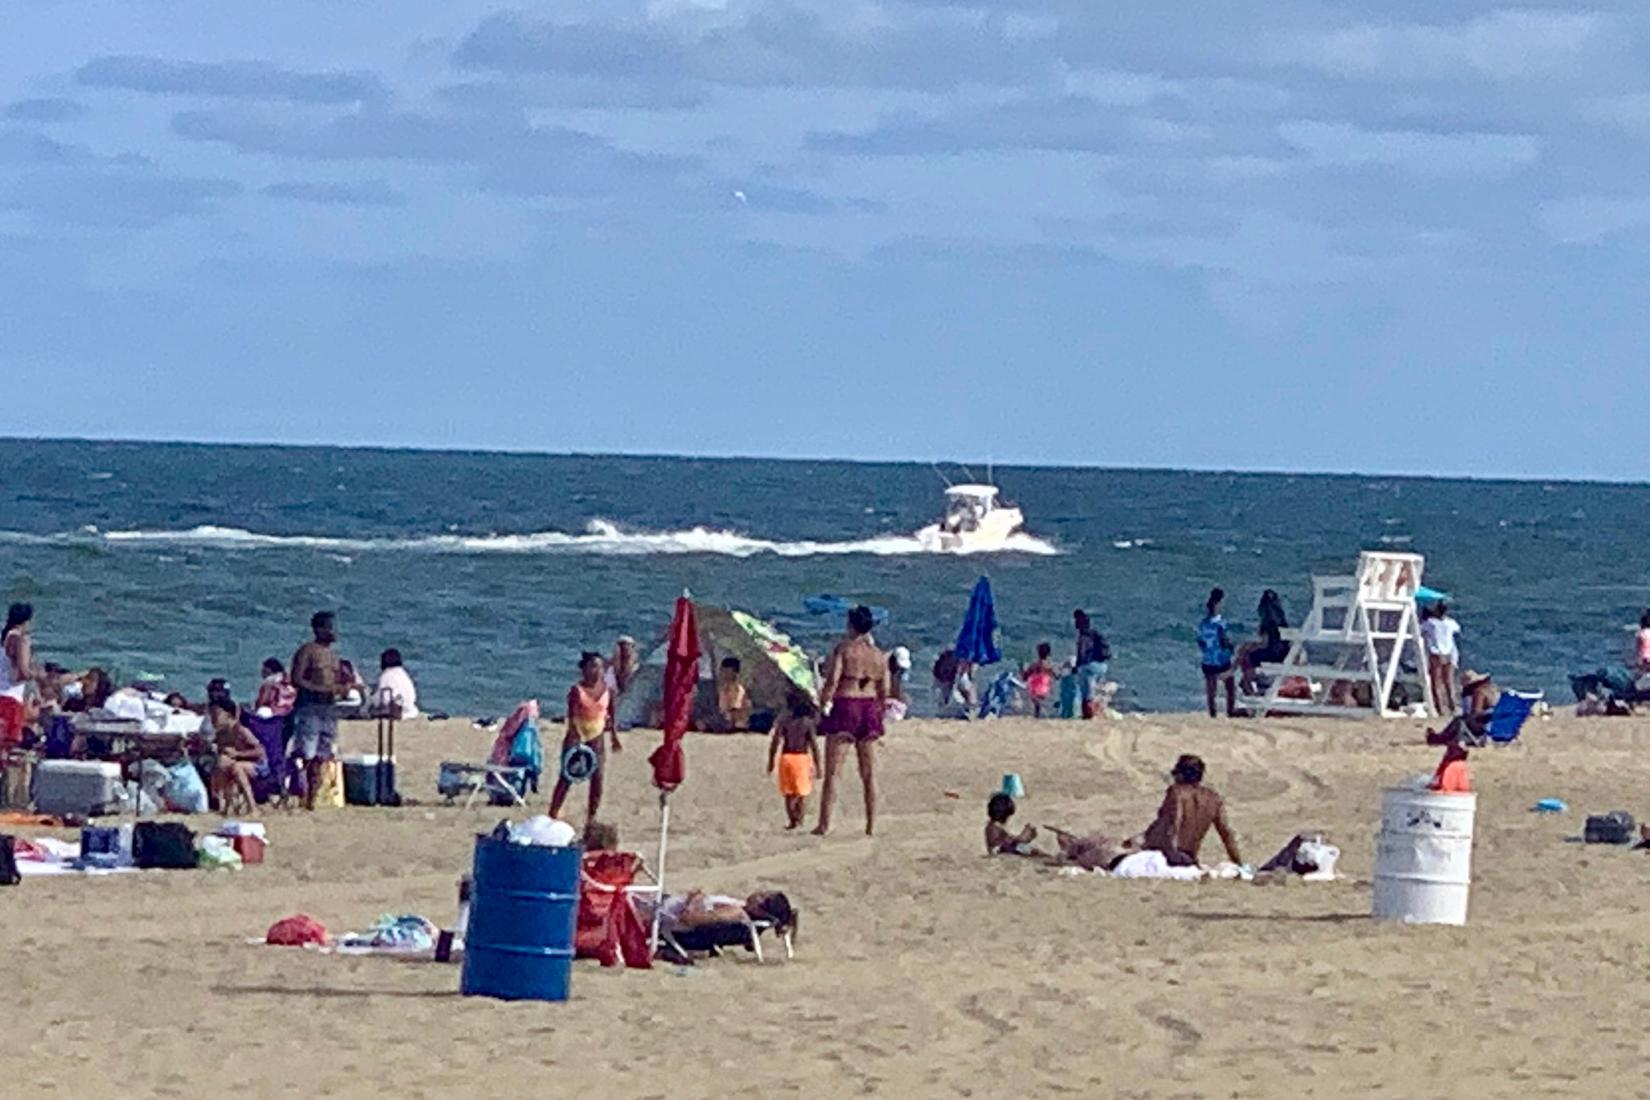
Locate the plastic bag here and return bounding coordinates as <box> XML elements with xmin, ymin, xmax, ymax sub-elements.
<box><xmin>164</xmin><ymin>761</ymin><xmax>209</xmax><ymax>814</ymax></box>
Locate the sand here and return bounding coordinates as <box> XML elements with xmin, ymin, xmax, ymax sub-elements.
<box><xmin>6</xmin><ymin>711</ymin><xmax>1650</xmax><ymax>1099</ymax></box>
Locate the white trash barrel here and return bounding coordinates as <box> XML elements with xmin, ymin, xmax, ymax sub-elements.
<box><xmin>1371</xmin><ymin>787</ymin><xmax>1476</xmax><ymax>925</ymax></box>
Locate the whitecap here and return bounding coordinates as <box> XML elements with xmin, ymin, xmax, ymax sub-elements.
<box><xmin>4</xmin><ymin>519</ymin><xmax>1061</xmax><ymax>559</ymax></box>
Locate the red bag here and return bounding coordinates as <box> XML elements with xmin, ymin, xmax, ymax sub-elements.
<box><xmin>576</xmin><ymin>852</ymin><xmax>652</xmax><ymax>969</ymax></box>
<box><xmin>265</xmin><ymin>913</ymin><xmax>329</xmax><ymax>947</ymax></box>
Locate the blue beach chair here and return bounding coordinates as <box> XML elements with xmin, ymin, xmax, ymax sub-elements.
<box><xmin>1482</xmin><ymin>690</ymin><xmax>1543</xmax><ymax>745</ymax></box>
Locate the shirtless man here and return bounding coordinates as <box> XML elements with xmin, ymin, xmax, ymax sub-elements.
<box><xmin>813</xmin><ymin>605</ymin><xmax>888</xmax><ymax>837</ymax></box>
<box><xmin>290</xmin><ymin>611</ymin><xmax>344</xmax><ymax>810</ymax></box>
<box><xmin>1138</xmin><ymin>754</ymin><xmax>1243</xmax><ymax>866</ymax></box>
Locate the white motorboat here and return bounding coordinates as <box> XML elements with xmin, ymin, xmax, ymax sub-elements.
<box><xmin>918</xmin><ymin>484</ymin><xmax>1026</xmax><ymax>552</ymax></box>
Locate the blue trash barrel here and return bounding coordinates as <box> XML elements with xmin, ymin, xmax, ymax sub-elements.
<box><xmin>460</xmin><ymin>835</ymin><xmax>581</xmax><ymax>1002</ymax></box>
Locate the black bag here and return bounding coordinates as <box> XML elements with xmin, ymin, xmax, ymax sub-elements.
<box><xmin>0</xmin><ymin>834</ymin><xmax>20</xmax><ymax>886</ymax></box>
<box><xmin>132</xmin><ymin>822</ymin><xmax>198</xmax><ymax>869</ymax></box>
<box><xmin>1585</xmin><ymin>811</ymin><xmax>1636</xmax><ymax>845</ymax></box>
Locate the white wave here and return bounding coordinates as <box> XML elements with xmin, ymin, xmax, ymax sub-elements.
<box><xmin>2</xmin><ymin>519</ymin><xmax>1060</xmax><ymax>558</ymax></box>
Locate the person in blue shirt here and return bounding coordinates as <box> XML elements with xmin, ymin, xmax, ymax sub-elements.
<box><xmin>1197</xmin><ymin>588</ymin><xmax>1237</xmax><ymax>718</ymax></box>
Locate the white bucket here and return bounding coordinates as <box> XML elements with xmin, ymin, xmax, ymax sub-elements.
<box><xmin>1371</xmin><ymin>787</ymin><xmax>1476</xmax><ymax>926</ymax></box>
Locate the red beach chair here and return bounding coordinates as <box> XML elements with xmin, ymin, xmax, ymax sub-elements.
<box><xmin>577</xmin><ymin>850</ymin><xmax>654</xmax><ymax>969</ymax></box>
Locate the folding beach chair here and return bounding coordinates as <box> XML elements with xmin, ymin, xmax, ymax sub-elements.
<box><xmin>577</xmin><ymin>850</ymin><xmax>656</xmax><ymax>969</ymax></box>
<box><xmin>1481</xmin><ymin>690</ymin><xmax>1543</xmax><ymax>745</ymax></box>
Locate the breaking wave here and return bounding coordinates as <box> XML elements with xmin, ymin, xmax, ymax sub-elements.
<box><xmin>0</xmin><ymin>520</ymin><xmax>1060</xmax><ymax>558</ymax></box>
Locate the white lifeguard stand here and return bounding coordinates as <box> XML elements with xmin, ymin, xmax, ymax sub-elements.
<box><xmin>1243</xmin><ymin>550</ymin><xmax>1437</xmax><ymax>719</ymax></box>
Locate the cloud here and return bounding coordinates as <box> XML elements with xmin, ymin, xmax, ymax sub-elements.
<box><xmin>436</xmin><ymin>76</ymin><xmax>708</xmax><ymax>113</ymax></box>
<box><xmin>809</xmin><ymin>93</ymin><xmax>1281</xmax><ymax>159</ymax></box>
<box><xmin>4</xmin><ymin>98</ymin><xmax>89</xmax><ymax>123</ymax></box>
<box><xmin>1277</xmin><ymin>120</ymin><xmax>1539</xmax><ymax>177</ymax></box>
<box><xmin>0</xmin><ymin>169</ymin><xmax>239</xmax><ymax>229</ymax></box>
<box><xmin>261</xmin><ymin>179</ymin><xmax>405</xmax><ymax>206</ymax></box>
<box><xmin>721</xmin><ymin>183</ymin><xmax>884</xmax><ymax>215</ymax></box>
<box><xmin>77</xmin><ymin>55</ymin><xmax>385</xmax><ymax>104</ymax></box>
<box><xmin>1270</xmin><ymin>10</ymin><xmax>1606</xmax><ymax>80</ymax></box>
<box><xmin>452</xmin><ymin>6</ymin><xmax>1059</xmax><ymax>92</ymax></box>
<box><xmin>1583</xmin><ymin>92</ymin><xmax>1650</xmax><ymax>130</ymax></box>
<box><xmin>1538</xmin><ymin>194</ymin><xmax>1650</xmax><ymax>244</ymax></box>
<box><xmin>0</xmin><ymin>127</ymin><xmax>93</xmax><ymax>166</ymax></box>
<box><xmin>174</xmin><ymin>105</ymin><xmax>695</xmax><ymax>198</ymax></box>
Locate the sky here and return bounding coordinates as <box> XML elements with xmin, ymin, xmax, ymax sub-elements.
<box><xmin>2</xmin><ymin>2</ymin><xmax>1648</xmax><ymax>480</ymax></box>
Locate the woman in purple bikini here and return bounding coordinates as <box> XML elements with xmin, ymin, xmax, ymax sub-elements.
<box><xmin>813</xmin><ymin>605</ymin><xmax>889</xmax><ymax>837</ymax></box>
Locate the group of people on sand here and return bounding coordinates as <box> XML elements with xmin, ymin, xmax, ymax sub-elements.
<box><xmin>985</xmin><ymin>753</ymin><xmax>1245</xmax><ymax>870</ymax></box>
<box><xmin>0</xmin><ymin>603</ymin><xmax>435</xmax><ymax>815</ymax></box>
<box><xmin>933</xmin><ymin>608</ymin><xmax>1113</xmax><ymax>720</ymax></box>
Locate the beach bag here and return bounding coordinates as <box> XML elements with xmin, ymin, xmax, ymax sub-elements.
<box><xmin>0</xmin><ymin>834</ymin><xmax>19</xmax><ymax>886</ymax></box>
<box><xmin>314</xmin><ymin>760</ymin><xmax>345</xmax><ymax>808</ymax></box>
<box><xmin>133</xmin><ymin>822</ymin><xmax>198</xmax><ymax>869</ymax></box>
<box><xmin>1585</xmin><ymin>811</ymin><xmax>1636</xmax><ymax>845</ymax></box>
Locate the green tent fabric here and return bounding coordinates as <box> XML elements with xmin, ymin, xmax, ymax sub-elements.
<box><xmin>698</xmin><ymin>604</ymin><xmax>818</xmax><ymax>708</ymax></box>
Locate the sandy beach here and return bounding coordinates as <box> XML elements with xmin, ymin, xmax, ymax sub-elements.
<box><xmin>7</xmin><ymin>711</ymin><xmax>1650</xmax><ymax>1099</ymax></box>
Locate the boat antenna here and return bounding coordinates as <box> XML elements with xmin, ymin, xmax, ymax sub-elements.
<box><xmin>931</xmin><ymin>462</ymin><xmax>954</xmax><ymax>488</ymax></box>
<box><xmin>987</xmin><ymin>453</ymin><xmax>994</xmax><ymax>488</ymax></box>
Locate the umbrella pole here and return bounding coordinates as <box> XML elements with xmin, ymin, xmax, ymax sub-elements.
<box><xmin>649</xmin><ymin>790</ymin><xmax>671</xmax><ymax>956</ymax></box>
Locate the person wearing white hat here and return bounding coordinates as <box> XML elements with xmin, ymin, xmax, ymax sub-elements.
<box><xmin>606</xmin><ymin>635</ymin><xmax>641</xmax><ymax>726</ymax></box>
<box><xmin>885</xmin><ymin>646</ymin><xmax>912</xmax><ymax>722</ymax></box>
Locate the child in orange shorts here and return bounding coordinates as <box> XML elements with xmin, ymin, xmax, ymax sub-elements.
<box><xmin>767</xmin><ymin>689</ymin><xmax>821</xmax><ymax>830</ymax></box>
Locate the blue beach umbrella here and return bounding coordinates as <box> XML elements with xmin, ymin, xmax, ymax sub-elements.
<box><xmin>1415</xmin><ymin>585</ymin><xmax>1450</xmax><ymax>606</ymax></box>
<box><xmin>954</xmin><ymin>576</ymin><xmax>1002</xmax><ymax>666</ymax></box>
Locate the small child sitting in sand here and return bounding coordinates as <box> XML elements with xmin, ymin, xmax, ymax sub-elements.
<box><xmin>985</xmin><ymin>793</ymin><xmax>1044</xmax><ymax>856</ymax></box>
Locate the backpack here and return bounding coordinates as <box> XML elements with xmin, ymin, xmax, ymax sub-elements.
<box><xmin>1585</xmin><ymin>811</ymin><xmax>1636</xmax><ymax>845</ymax></box>
<box><xmin>0</xmin><ymin>834</ymin><xmax>19</xmax><ymax>886</ymax></box>
<box><xmin>132</xmin><ymin>822</ymin><xmax>198</xmax><ymax>869</ymax></box>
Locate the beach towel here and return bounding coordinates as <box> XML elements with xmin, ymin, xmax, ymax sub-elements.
<box><xmin>1108</xmin><ymin>851</ymin><xmax>1205</xmax><ymax>881</ymax></box>
<box><xmin>490</xmin><ymin>700</ymin><xmax>539</xmax><ymax>764</ymax></box>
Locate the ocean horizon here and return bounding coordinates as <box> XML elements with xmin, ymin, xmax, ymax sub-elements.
<box><xmin>3</xmin><ymin>436</ymin><xmax>1645</xmax><ymax>715</ymax></box>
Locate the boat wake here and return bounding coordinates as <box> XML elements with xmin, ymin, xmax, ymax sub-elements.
<box><xmin>1</xmin><ymin>520</ymin><xmax>1060</xmax><ymax>558</ymax></box>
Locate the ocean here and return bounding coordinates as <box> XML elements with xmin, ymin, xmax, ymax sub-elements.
<box><xmin>2</xmin><ymin>438</ymin><xmax>1644</xmax><ymax>715</ymax></box>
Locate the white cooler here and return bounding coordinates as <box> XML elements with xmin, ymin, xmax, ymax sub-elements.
<box><xmin>34</xmin><ymin>760</ymin><xmax>126</xmax><ymax>817</ymax></box>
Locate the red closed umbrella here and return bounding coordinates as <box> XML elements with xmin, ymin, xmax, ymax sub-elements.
<box><xmin>649</xmin><ymin>595</ymin><xmax>699</xmax><ymax>792</ymax></box>
<box><xmin>647</xmin><ymin>594</ymin><xmax>699</xmax><ymax>953</ymax></box>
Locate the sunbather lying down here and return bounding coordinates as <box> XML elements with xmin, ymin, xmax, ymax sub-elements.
<box><xmin>637</xmin><ymin>889</ymin><xmax>797</xmax><ymax>949</ymax></box>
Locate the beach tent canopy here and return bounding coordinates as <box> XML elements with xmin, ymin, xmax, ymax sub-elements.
<box><xmin>616</xmin><ymin>602</ymin><xmax>817</xmax><ymax>729</ymax></box>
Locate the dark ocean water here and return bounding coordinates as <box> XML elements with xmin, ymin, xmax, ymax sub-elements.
<box><xmin>1</xmin><ymin>438</ymin><xmax>1644</xmax><ymax>714</ymax></box>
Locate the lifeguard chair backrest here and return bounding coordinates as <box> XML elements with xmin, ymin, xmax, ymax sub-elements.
<box><xmin>1356</xmin><ymin>551</ymin><xmax>1424</xmax><ymax>602</ymax></box>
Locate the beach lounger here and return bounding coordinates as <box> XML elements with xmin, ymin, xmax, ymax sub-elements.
<box><xmin>663</xmin><ymin>916</ymin><xmax>794</xmax><ymax>964</ymax></box>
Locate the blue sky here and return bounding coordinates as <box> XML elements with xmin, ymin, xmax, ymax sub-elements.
<box><xmin>3</xmin><ymin>2</ymin><xmax>1648</xmax><ymax>479</ymax></box>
